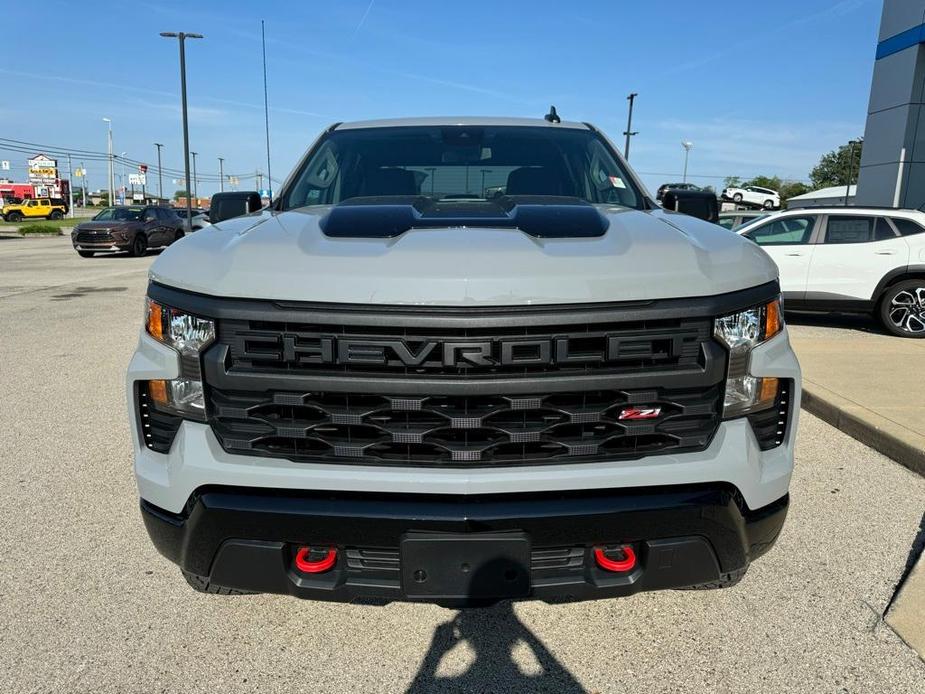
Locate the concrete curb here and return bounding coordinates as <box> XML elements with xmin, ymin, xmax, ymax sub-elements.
<box><xmin>0</xmin><ymin>229</ymin><xmax>71</xmax><ymax>237</ymax></box>
<box><xmin>801</xmin><ymin>383</ymin><xmax>925</xmax><ymax>478</ymax></box>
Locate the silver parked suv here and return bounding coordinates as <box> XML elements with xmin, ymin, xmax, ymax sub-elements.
<box><xmin>128</xmin><ymin>117</ymin><xmax>801</xmax><ymax>605</ymax></box>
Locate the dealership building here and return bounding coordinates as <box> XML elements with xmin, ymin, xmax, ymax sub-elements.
<box><xmin>857</xmin><ymin>1</ymin><xmax>925</xmax><ymax>208</ymax></box>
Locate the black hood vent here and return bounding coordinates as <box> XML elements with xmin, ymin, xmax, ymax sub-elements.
<box><xmin>319</xmin><ymin>196</ymin><xmax>610</xmax><ymax>239</ymax></box>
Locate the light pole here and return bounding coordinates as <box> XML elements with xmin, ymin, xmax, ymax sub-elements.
<box><xmin>154</xmin><ymin>143</ymin><xmax>164</xmax><ymax>202</ymax></box>
<box><xmin>261</xmin><ymin>19</ymin><xmax>273</xmax><ymax>201</ymax></box>
<box><xmin>160</xmin><ymin>31</ymin><xmax>203</xmax><ymax>225</ymax></box>
<box><xmin>845</xmin><ymin>137</ymin><xmax>862</xmax><ymax>207</ymax></box>
<box><xmin>191</xmin><ymin>151</ymin><xmax>198</xmax><ymax>201</ymax></box>
<box><xmin>102</xmin><ymin>117</ymin><xmax>114</xmax><ymax>206</ymax></box>
<box><xmin>623</xmin><ymin>92</ymin><xmax>638</xmax><ymax>160</ymax></box>
<box><xmin>218</xmin><ymin>156</ymin><xmax>224</xmax><ymax>192</ymax></box>
<box><xmin>681</xmin><ymin>141</ymin><xmax>693</xmax><ymax>183</ymax></box>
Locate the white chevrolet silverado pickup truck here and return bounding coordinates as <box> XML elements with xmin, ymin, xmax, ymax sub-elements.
<box><xmin>128</xmin><ymin>116</ymin><xmax>800</xmax><ymax>606</ymax></box>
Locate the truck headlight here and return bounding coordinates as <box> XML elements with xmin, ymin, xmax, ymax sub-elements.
<box><xmin>714</xmin><ymin>297</ymin><xmax>782</xmax><ymax>418</ymax></box>
<box><xmin>144</xmin><ymin>298</ymin><xmax>214</xmax><ymax>420</ymax></box>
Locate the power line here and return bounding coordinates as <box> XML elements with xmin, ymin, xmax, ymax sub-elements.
<box><xmin>0</xmin><ymin>138</ymin><xmax>255</xmax><ymax>181</ymax></box>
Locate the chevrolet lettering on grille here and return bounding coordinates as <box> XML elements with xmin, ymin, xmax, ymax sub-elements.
<box><xmin>247</xmin><ymin>333</ymin><xmax>687</xmax><ymax>369</ymax></box>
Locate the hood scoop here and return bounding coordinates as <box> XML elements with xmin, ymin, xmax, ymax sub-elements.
<box><xmin>319</xmin><ymin>195</ymin><xmax>609</xmax><ymax>239</ymax></box>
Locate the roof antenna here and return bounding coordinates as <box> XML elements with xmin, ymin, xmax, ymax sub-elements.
<box><xmin>544</xmin><ymin>105</ymin><xmax>560</xmax><ymax>124</ymax></box>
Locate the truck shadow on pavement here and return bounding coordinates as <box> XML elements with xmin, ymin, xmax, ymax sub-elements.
<box><xmin>406</xmin><ymin>599</ymin><xmax>585</xmax><ymax>694</ymax></box>
<box><xmin>885</xmin><ymin>511</ymin><xmax>925</xmax><ymax>615</ymax></box>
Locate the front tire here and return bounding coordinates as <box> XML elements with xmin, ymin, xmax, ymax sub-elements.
<box><xmin>129</xmin><ymin>233</ymin><xmax>147</xmax><ymax>257</ymax></box>
<box><xmin>879</xmin><ymin>280</ymin><xmax>925</xmax><ymax>338</ymax></box>
<box><xmin>77</xmin><ymin>250</ymin><xmax>95</xmax><ymax>258</ymax></box>
<box><xmin>7</xmin><ymin>211</ymin><xmax>22</xmax><ymax>222</ymax></box>
<box><xmin>732</xmin><ymin>193</ymin><xmax>743</xmax><ymax>203</ymax></box>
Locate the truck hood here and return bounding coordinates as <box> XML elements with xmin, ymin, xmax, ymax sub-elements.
<box><xmin>149</xmin><ymin>206</ymin><xmax>778</xmax><ymax>305</ymax></box>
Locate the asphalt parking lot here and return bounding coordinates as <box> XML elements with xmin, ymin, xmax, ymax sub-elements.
<box><xmin>2</xmin><ymin>235</ymin><xmax>924</xmax><ymax>693</ymax></box>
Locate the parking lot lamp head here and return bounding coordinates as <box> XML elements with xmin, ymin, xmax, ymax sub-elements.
<box><xmin>160</xmin><ymin>31</ymin><xmax>204</xmax><ymax>225</ymax></box>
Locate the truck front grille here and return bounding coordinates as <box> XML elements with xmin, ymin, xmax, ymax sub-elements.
<box><xmin>155</xmin><ymin>289</ymin><xmax>750</xmax><ymax>468</ymax></box>
<box><xmin>207</xmin><ymin>385</ymin><xmax>722</xmax><ymax>466</ymax></box>
<box><xmin>218</xmin><ymin>316</ymin><xmax>710</xmax><ymax>378</ymax></box>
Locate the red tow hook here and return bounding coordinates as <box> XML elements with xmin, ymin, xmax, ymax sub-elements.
<box><xmin>294</xmin><ymin>546</ymin><xmax>338</xmax><ymax>574</ymax></box>
<box><xmin>593</xmin><ymin>545</ymin><xmax>637</xmax><ymax>573</ymax></box>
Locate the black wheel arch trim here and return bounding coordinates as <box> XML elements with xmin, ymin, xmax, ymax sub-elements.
<box><xmin>872</xmin><ymin>265</ymin><xmax>925</xmax><ymax>302</ymax></box>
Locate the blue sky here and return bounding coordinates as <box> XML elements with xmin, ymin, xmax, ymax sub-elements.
<box><xmin>2</xmin><ymin>0</ymin><xmax>882</xmax><ymax>197</ymax></box>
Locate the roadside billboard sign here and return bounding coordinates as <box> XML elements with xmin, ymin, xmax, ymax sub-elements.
<box><xmin>28</xmin><ymin>154</ymin><xmax>58</xmax><ymax>185</ymax></box>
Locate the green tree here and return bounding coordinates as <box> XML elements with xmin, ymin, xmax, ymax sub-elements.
<box><xmin>810</xmin><ymin>140</ymin><xmax>863</xmax><ymax>189</ymax></box>
<box><xmin>779</xmin><ymin>181</ymin><xmax>811</xmax><ymax>202</ymax></box>
<box><xmin>724</xmin><ymin>176</ymin><xmax>743</xmax><ymax>189</ymax></box>
<box><xmin>173</xmin><ymin>189</ymin><xmax>190</xmax><ymax>201</ymax></box>
<box><xmin>747</xmin><ymin>175</ymin><xmax>783</xmax><ymax>191</ymax></box>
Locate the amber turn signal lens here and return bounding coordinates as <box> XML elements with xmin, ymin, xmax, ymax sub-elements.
<box><xmin>148</xmin><ymin>379</ymin><xmax>168</xmax><ymax>407</ymax></box>
<box><xmin>764</xmin><ymin>298</ymin><xmax>782</xmax><ymax>340</ymax></box>
<box><xmin>757</xmin><ymin>377</ymin><xmax>779</xmax><ymax>409</ymax></box>
<box><xmin>146</xmin><ymin>298</ymin><xmax>164</xmax><ymax>341</ymax></box>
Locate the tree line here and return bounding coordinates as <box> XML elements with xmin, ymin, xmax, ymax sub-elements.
<box><xmin>724</xmin><ymin>140</ymin><xmax>863</xmax><ymax>203</ymax></box>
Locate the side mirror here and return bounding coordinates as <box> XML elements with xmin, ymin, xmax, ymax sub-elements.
<box><xmin>661</xmin><ymin>189</ymin><xmax>719</xmax><ymax>223</ymax></box>
<box><xmin>209</xmin><ymin>191</ymin><xmax>263</xmax><ymax>224</ymax></box>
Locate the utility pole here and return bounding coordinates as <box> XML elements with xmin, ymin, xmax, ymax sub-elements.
<box><xmin>257</xmin><ymin>170</ymin><xmax>263</xmax><ymax>192</ymax></box>
<box><xmin>218</xmin><ymin>156</ymin><xmax>225</xmax><ymax>192</ymax></box>
<box><xmin>191</xmin><ymin>151</ymin><xmax>198</xmax><ymax>201</ymax></box>
<box><xmin>103</xmin><ymin>117</ymin><xmax>114</xmax><ymax>206</ymax></box>
<box><xmin>119</xmin><ymin>152</ymin><xmax>127</xmax><ymax>204</ymax></box>
<box><xmin>681</xmin><ymin>141</ymin><xmax>693</xmax><ymax>183</ymax></box>
<box><xmin>80</xmin><ymin>161</ymin><xmax>87</xmax><ymax>207</ymax></box>
<box><xmin>66</xmin><ymin>154</ymin><xmax>74</xmax><ymax>218</ymax></box>
<box><xmin>160</xmin><ymin>31</ymin><xmax>204</xmax><ymax>226</ymax></box>
<box><xmin>623</xmin><ymin>92</ymin><xmax>638</xmax><ymax>160</ymax></box>
<box><xmin>154</xmin><ymin>143</ymin><xmax>164</xmax><ymax>202</ymax></box>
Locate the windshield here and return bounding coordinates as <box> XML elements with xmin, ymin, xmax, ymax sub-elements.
<box><xmin>93</xmin><ymin>207</ymin><xmax>144</xmax><ymax>221</ymax></box>
<box><xmin>282</xmin><ymin>125</ymin><xmax>642</xmax><ymax>210</ymax></box>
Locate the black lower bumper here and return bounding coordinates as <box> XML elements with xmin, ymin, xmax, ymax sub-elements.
<box><xmin>141</xmin><ymin>484</ymin><xmax>788</xmax><ymax>605</ymax></box>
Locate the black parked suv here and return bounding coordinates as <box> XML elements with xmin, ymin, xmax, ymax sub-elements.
<box><xmin>656</xmin><ymin>182</ymin><xmax>702</xmax><ymax>202</ymax></box>
<box><xmin>71</xmin><ymin>206</ymin><xmax>185</xmax><ymax>258</ymax></box>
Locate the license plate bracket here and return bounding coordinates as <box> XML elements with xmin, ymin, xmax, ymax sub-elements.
<box><xmin>400</xmin><ymin>532</ymin><xmax>531</xmax><ymax>600</ymax></box>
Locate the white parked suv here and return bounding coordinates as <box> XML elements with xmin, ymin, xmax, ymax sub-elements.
<box><xmin>723</xmin><ymin>185</ymin><xmax>781</xmax><ymax>210</ymax></box>
<box><xmin>737</xmin><ymin>207</ymin><xmax>925</xmax><ymax>337</ymax></box>
<box><xmin>127</xmin><ymin>116</ymin><xmax>801</xmax><ymax>604</ymax></box>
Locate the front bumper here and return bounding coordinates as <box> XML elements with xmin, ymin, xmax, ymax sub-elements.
<box><xmin>73</xmin><ymin>241</ymin><xmax>131</xmax><ymax>251</ymax></box>
<box><xmin>141</xmin><ymin>483</ymin><xmax>788</xmax><ymax>605</ymax></box>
